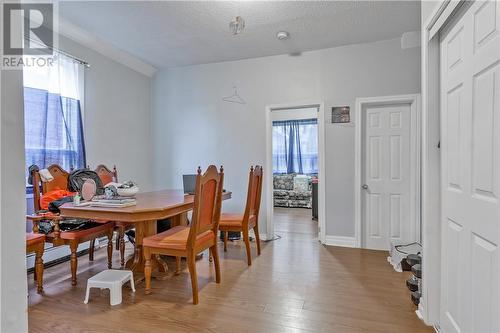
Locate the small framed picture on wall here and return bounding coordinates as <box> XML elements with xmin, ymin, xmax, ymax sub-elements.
<box><xmin>331</xmin><ymin>106</ymin><xmax>350</xmax><ymax>123</ymax></box>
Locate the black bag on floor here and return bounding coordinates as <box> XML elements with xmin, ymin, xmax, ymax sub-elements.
<box><xmin>157</xmin><ymin>218</ymin><xmax>172</xmax><ymax>233</ymax></box>
<box><xmin>125</xmin><ymin>218</ymin><xmax>172</xmax><ymax>245</ymax></box>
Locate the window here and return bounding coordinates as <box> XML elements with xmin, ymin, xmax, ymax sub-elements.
<box><xmin>23</xmin><ymin>52</ymin><xmax>86</xmax><ymax>179</ymax></box>
<box><xmin>272</xmin><ymin>118</ymin><xmax>318</xmax><ymax>174</ymax></box>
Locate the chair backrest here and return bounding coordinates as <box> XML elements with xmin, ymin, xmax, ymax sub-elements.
<box><xmin>94</xmin><ymin>164</ymin><xmax>118</xmax><ymax>185</ymax></box>
<box><xmin>243</xmin><ymin>165</ymin><xmax>263</xmax><ymax>223</ymax></box>
<box><xmin>31</xmin><ymin>164</ymin><xmax>70</xmax><ymax>212</ymax></box>
<box><xmin>188</xmin><ymin>165</ymin><xmax>224</xmax><ymax>247</ymax></box>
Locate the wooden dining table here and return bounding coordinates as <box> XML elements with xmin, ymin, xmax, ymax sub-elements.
<box><xmin>59</xmin><ymin>189</ymin><xmax>232</xmax><ymax>282</ymax></box>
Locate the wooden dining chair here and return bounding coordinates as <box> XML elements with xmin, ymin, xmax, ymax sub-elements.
<box><xmin>219</xmin><ymin>165</ymin><xmax>263</xmax><ymax>266</ymax></box>
<box><xmin>143</xmin><ymin>165</ymin><xmax>224</xmax><ymax>304</ymax></box>
<box><xmin>26</xmin><ymin>231</ymin><xmax>45</xmax><ymax>293</ymax></box>
<box><xmin>28</xmin><ymin>164</ymin><xmax>115</xmax><ymax>286</ymax></box>
<box><xmin>94</xmin><ymin>164</ymin><xmax>118</xmax><ymax>186</ymax></box>
<box><xmin>90</xmin><ymin>164</ymin><xmax>130</xmax><ymax>267</ymax></box>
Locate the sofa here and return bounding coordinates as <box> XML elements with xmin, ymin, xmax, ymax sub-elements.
<box><xmin>273</xmin><ymin>174</ymin><xmax>313</xmax><ymax>208</ymax></box>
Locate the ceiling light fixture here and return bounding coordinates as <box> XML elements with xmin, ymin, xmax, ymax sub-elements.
<box><xmin>276</xmin><ymin>31</ymin><xmax>290</xmax><ymax>40</ymax></box>
<box><xmin>229</xmin><ymin>16</ymin><xmax>245</xmax><ymax>35</ymax></box>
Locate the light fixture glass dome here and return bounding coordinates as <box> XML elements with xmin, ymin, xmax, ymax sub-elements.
<box><xmin>276</xmin><ymin>31</ymin><xmax>290</xmax><ymax>40</ymax></box>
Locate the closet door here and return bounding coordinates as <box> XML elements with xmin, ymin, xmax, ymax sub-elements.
<box><xmin>439</xmin><ymin>1</ymin><xmax>500</xmax><ymax>332</ymax></box>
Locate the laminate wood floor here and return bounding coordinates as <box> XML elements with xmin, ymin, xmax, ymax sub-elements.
<box><xmin>28</xmin><ymin>208</ymin><xmax>432</xmax><ymax>333</ymax></box>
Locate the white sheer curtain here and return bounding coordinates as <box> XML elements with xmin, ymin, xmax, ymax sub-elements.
<box><xmin>23</xmin><ymin>52</ymin><xmax>86</xmax><ymax>175</ymax></box>
<box><xmin>23</xmin><ymin>52</ymin><xmax>84</xmax><ymax>100</ymax></box>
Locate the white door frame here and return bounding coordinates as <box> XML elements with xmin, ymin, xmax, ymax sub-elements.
<box><xmin>265</xmin><ymin>101</ymin><xmax>326</xmax><ymax>243</ymax></box>
<box><xmin>421</xmin><ymin>0</ymin><xmax>467</xmax><ymax>326</ymax></box>
<box><xmin>354</xmin><ymin>94</ymin><xmax>421</xmax><ymax>248</ymax></box>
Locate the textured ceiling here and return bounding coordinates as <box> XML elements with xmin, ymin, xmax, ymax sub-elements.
<box><xmin>59</xmin><ymin>1</ymin><xmax>420</xmax><ymax>69</ymax></box>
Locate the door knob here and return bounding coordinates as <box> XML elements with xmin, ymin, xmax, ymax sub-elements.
<box><xmin>362</xmin><ymin>184</ymin><xmax>369</xmax><ymax>190</ymax></box>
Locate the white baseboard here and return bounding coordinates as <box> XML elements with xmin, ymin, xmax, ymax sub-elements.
<box><xmin>416</xmin><ymin>308</ymin><xmax>425</xmax><ymax>321</ymax></box>
<box><xmin>324</xmin><ymin>235</ymin><xmax>356</xmax><ymax>248</ymax></box>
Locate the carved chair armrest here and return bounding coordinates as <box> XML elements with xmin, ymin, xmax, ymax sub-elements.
<box><xmin>26</xmin><ymin>214</ymin><xmax>45</xmax><ymax>222</ymax></box>
<box><xmin>26</xmin><ymin>215</ymin><xmax>40</xmax><ymax>234</ymax></box>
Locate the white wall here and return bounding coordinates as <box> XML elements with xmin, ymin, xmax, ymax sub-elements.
<box><xmin>59</xmin><ymin>35</ymin><xmax>154</xmax><ymax>191</ymax></box>
<box><xmin>152</xmin><ymin>38</ymin><xmax>421</xmax><ymax>238</ymax></box>
<box><xmin>1</xmin><ymin>0</ymin><xmax>28</xmax><ymax>329</ymax></box>
<box><xmin>1</xmin><ymin>68</ymin><xmax>29</xmax><ymax>333</ymax></box>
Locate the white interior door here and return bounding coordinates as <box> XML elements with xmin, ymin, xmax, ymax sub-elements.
<box><xmin>362</xmin><ymin>103</ymin><xmax>415</xmax><ymax>250</ymax></box>
<box><xmin>439</xmin><ymin>1</ymin><xmax>500</xmax><ymax>332</ymax></box>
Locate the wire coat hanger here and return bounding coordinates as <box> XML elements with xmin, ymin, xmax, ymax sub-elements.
<box><xmin>222</xmin><ymin>86</ymin><xmax>246</xmax><ymax>104</ymax></box>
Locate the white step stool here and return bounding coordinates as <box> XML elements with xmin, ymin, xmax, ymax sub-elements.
<box><xmin>84</xmin><ymin>269</ymin><xmax>135</xmax><ymax>306</ymax></box>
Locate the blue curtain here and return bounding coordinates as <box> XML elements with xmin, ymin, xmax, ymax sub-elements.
<box><xmin>272</xmin><ymin>118</ymin><xmax>318</xmax><ymax>174</ymax></box>
<box><xmin>24</xmin><ymin>87</ymin><xmax>86</xmax><ymax>176</ymax></box>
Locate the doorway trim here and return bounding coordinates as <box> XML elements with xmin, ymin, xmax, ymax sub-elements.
<box><xmin>354</xmin><ymin>94</ymin><xmax>421</xmax><ymax>248</ymax></box>
<box><xmin>265</xmin><ymin>101</ymin><xmax>326</xmax><ymax>243</ymax></box>
<box><xmin>421</xmin><ymin>0</ymin><xmax>467</xmax><ymax>327</ymax></box>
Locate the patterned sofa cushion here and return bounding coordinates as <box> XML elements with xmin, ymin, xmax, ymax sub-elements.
<box><xmin>273</xmin><ymin>174</ymin><xmax>312</xmax><ymax>209</ymax></box>
<box><xmin>273</xmin><ymin>189</ymin><xmax>290</xmax><ymax>198</ymax></box>
<box><xmin>273</xmin><ymin>174</ymin><xmax>295</xmax><ymax>190</ymax></box>
<box><xmin>287</xmin><ymin>190</ymin><xmax>312</xmax><ymax>199</ymax></box>
<box><xmin>293</xmin><ymin>175</ymin><xmax>310</xmax><ymax>192</ymax></box>
<box><xmin>288</xmin><ymin>199</ymin><xmax>312</xmax><ymax>209</ymax></box>
<box><xmin>273</xmin><ymin>198</ymin><xmax>290</xmax><ymax>207</ymax></box>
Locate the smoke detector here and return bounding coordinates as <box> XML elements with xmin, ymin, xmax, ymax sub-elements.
<box><xmin>276</xmin><ymin>31</ymin><xmax>290</xmax><ymax>40</ymax></box>
<box><xmin>229</xmin><ymin>16</ymin><xmax>245</xmax><ymax>35</ymax></box>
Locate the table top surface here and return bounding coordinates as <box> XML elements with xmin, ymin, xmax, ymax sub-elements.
<box><xmin>60</xmin><ymin>189</ymin><xmax>232</xmax><ymax>214</ymax></box>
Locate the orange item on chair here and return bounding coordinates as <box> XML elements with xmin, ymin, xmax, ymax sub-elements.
<box><xmin>39</xmin><ymin>189</ymin><xmax>76</xmax><ymax>210</ymax></box>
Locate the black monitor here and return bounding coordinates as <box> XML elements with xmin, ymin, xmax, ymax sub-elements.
<box><xmin>182</xmin><ymin>174</ymin><xmax>196</xmax><ymax>195</ymax></box>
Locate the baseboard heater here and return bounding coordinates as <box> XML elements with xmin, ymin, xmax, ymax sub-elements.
<box><xmin>26</xmin><ymin>236</ymin><xmax>111</xmax><ymax>274</ymax></box>
<box><xmin>27</xmin><ymin>247</ymin><xmax>92</xmax><ymax>274</ymax></box>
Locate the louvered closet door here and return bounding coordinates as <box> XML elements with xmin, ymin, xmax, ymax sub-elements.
<box><xmin>439</xmin><ymin>1</ymin><xmax>500</xmax><ymax>332</ymax></box>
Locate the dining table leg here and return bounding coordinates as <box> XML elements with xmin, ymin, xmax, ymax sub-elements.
<box><xmin>125</xmin><ymin>220</ymin><xmax>168</xmax><ymax>283</ymax></box>
<box><xmin>171</xmin><ymin>212</ymin><xmax>189</xmax><ymax>227</ymax></box>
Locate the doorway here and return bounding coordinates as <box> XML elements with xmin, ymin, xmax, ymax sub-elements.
<box><xmin>355</xmin><ymin>95</ymin><xmax>420</xmax><ymax>250</ymax></box>
<box><xmin>265</xmin><ymin>103</ymin><xmax>326</xmax><ymax>243</ymax></box>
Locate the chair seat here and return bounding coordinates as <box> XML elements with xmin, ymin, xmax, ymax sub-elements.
<box><xmin>143</xmin><ymin>226</ymin><xmax>215</xmax><ymax>250</ymax></box>
<box><xmin>26</xmin><ymin>233</ymin><xmax>46</xmax><ymax>246</ymax></box>
<box><xmin>46</xmin><ymin>222</ymin><xmax>115</xmax><ymax>240</ymax></box>
<box><xmin>219</xmin><ymin>213</ymin><xmax>256</xmax><ymax>230</ymax></box>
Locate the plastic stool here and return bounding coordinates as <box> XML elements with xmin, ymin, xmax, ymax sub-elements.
<box><xmin>84</xmin><ymin>269</ymin><xmax>135</xmax><ymax>306</ymax></box>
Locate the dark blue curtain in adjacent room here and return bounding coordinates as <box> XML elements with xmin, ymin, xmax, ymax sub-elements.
<box><xmin>24</xmin><ymin>86</ymin><xmax>86</xmax><ymax>175</ymax></box>
<box><xmin>272</xmin><ymin>118</ymin><xmax>318</xmax><ymax>174</ymax></box>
